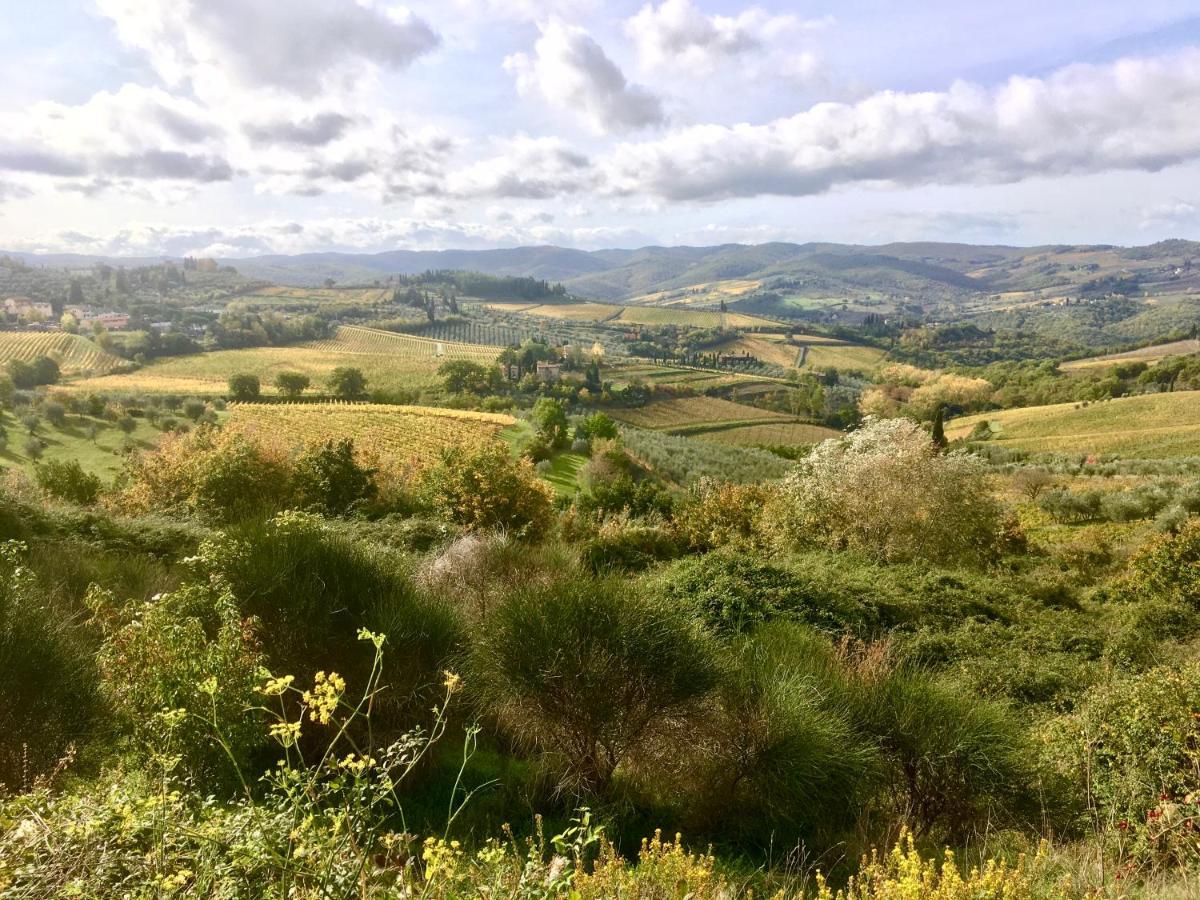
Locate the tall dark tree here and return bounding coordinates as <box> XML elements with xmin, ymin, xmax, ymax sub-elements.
<box><xmin>931</xmin><ymin>405</ymin><xmax>948</xmax><ymax>451</ymax></box>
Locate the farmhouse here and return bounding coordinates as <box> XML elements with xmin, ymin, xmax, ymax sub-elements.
<box><xmin>536</xmin><ymin>361</ymin><xmax>562</xmax><ymax>382</ymax></box>
<box><xmin>4</xmin><ymin>296</ymin><xmax>53</xmax><ymax>319</ymax></box>
<box><xmin>81</xmin><ymin>312</ymin><xmax>130</xmax><ymax>330</ymax></box>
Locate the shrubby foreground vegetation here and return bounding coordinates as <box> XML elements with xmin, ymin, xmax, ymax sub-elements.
<box><xmin>4</xmin><ymin>405</ymin><xmax>1200</xmax><ymax>897</ymax></box>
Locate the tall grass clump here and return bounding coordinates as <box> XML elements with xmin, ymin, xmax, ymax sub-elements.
<box><xmin>0</xmin><ymin>541</ymin><xmax>100</xmax><ymax>788</ymax></box>
<box><xmin>467</xmin><ymin>571</ymin><xmax>718</xmax><ymax>796</ymax></box>
<box><xmin>201</xmin><ymin>511</ymin><xmax>463</xmax><ymax>723</ymax></box>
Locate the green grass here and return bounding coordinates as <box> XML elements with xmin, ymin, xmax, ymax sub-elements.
<box><xmin>948</xmin><ymin>390</ymin><xmax>1200</xmax><ymax>458</ymax></box>
<box><xmin>0</xmin><ymin>409</ymin><xmax>166</xmax><ymax>482</ymax></box>
<box><xmin>542</xmin><ymin>452</ymin><xmax>587</xmax><ymax>497</ymax></box>
<box><xmin>69</xmin><ymin>326</ymin><xmax>499</xmax><ymax>398</ymax></box>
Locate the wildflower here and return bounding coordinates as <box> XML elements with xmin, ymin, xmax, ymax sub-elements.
<box><xmin>198</xmin><ymin>676</ymin><xmax>218</xmax><ymax>695</ymax></box>
<box><xmin>303</xmin><ymin>671</ymin><xmax>345</xmax><ymax>724</ymax></box>
<box><xmin>357</xmin><ymin>627</ymin><xmax>386</xmax><ymax>648</ymax></box>
<box><xmin>269</xmin><ymin>720</ymin><xmax>302</xmax><ymax>747</ymax></box>
<box><xmin>442</xmin><ymin>670</ymin><xmax>462</xmax><ymax>694</ymax></box>
<box><xmin>338</xmin><ymin>753</ymin><xmax>376</xmax><ymax>775</ymax></box>
<box><xmin>257</xmin><ymin>672</ymin><xmax>295</xmax><ymax>696</ymax></box>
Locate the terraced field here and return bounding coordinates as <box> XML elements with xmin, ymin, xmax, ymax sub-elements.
<box><xmin>947</xmin><ymin>391</ymin><xmax>1200</xmax><ymax>458</ymax></box>
<box><xmin>1060</xmin><ymin>339</ymin><xmax>1200</xmax><ymax>372</ymax></box>
<box><xmin>225</xmin><ymin>402</ymin><xmax>514</xmax><ymax>464</ymax></box>
<box><xmin>609</xmin><ymin>396</ymin><xmax>793</xmax><ymax>432</ymax></box>
<box><xmin>0</xmin><ymin>332</ymin><xmax>126</xmax><ymax>375</ymax></box>
<box><xmin>70</xmin><ymin>326</ymin><xmax>499</xmax><ymax>396</ymax></box>
<box><xmin>696</xmin><ymin>421</ymin><xmax>841</xmax><ymax>447</ymax></box>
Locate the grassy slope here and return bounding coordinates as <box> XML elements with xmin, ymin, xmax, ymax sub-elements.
<box><xmin>0</xmin><ymin>409</ymin><xmax>165</xmax><ymax>481</ymax></box>
<box><xmin>68</xmin><ymin>326</ymin><xmax>499</xmax><ymax>397</ymax></box>
<box><xmin>0</xmin><ymin>332</ymin><xmax>126</xmax><ymax>375</ymax></box>
<box><xmin>947</xmin><ymin>391</ymin><xmax>1200</xmax><ymax>457</ymax></box>
<box><xmin>1060</xmin><ymin>338</ymin><xmax>1200</xmax><ymax>372</ymax></box>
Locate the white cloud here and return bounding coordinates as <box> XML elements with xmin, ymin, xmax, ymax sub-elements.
<box><xmin>504</xmin><ymin>21</ymin><xmax>665</xmax><ymax>135</ymax></box>
<box><xmin>95</xmin><ymin>0</ymin><xmax>439</xmax><ymax>98</ymax></box>
<box><xmin>601</xmin><ymin>48</ymin><xmax>1200</xmax><ymax>201</ymax></box>
<box><xmin>625</xmin><ymin>0</ymin><xmax>826</xmax><ymax>76</ymax></box>
<box><xmin>449</xmin><ymin>135</ymin><xmax>593</xmax><ymax>198</ymax></box>
<box><xmin>2</xmin><ymin>216</ymin><xmax>650</xmax><ymax>256</ymax></box>
<box><xmin>1139</xmin><ymin>200</ymin><xmax>1200</xmax><ymax>230</ymax></box>
<box><xmin>0</xmin><ymin>84</ymin><xmax>232</xmax><ymax>187</ymax></box>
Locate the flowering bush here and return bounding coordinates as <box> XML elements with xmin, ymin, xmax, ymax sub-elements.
<box><xmin>761</xmin><ymin>417</ymin><xmax>1013</xmax><ymax>566</ymax></box>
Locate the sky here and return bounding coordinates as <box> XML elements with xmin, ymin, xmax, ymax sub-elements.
<box><xmin>1</xmin><ymin>0</ymin><xmax>1200</xmax><ymax>257</ymax></box>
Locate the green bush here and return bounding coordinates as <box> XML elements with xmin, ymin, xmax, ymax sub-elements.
<box><xmin>663</xmin><ymin>626</ymin><xmax>875</xmax><ymax>845</ymax></box>
<box><xmin>88</xmin><ymin>574</ymin><xmax>264</xmax><ymax>786</ymax></box>
<box><xmin>291</xmin><ymin>438</ymin><xmax>377</xmax><ymax>516</ymax></box>
<box><xmin>203</xmin><ymin>513</ymin><xmax>462</xmax><ymax>722</ymax></box>
<box><xmin>420</xmin><ymin>443</ymin><xmax>554</xmax><ymax>539</ymax></box>
<box><xmin>34</xmin><ymin>459</ymin><xmax>103</xmax><ymax>505</ymax></box>
<box><xmin>468</xmin><ymin>572</ymin><xmax>717</xmax><ymax>795</ymax></box>
<box><xmin>578</xmin><ymin>517</ymin><xmax>680</xmax><ymax>572</ymax></box>
<box><xmin>763</xmin><ymin>417</ymin><xmax>1013</xmax><ymax>567</ymax></box>
<box><xmin>650</xmin><ymin>551</ymin><xmax>869</xmax><ymax>636</ymax></box>
<box><xmin>1043</xmin><ymin>661</ymin><xmax>1200</xmax><ymax>827</ymax></box>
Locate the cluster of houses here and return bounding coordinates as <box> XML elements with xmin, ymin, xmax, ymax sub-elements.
<box><xmin>3</xmin><ymin>296</ymin><xmax>129</xmax><ymax>330</ymax></box>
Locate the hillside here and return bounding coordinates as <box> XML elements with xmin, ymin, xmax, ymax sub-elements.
<box><xmin>948</xmin><ymin>391</ymin><xmax>1200</xmax><ymax>457</ymax></box>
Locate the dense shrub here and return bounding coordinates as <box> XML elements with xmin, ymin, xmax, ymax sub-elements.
<box><xmin>291</xmin><ymin>438</ymin><xmax>377</xmax><ymax>515</ymax></box>
<box><xmin>1043</xmin><ymin>661</ymin><xmax>1200</xmax><ymax>827</ymax></box>
<box><xmin>201</xmin><ymin>513</ymin><xmax>462</xmax><ymax>721</ymax></box>
<box><xmin>673</xmin><ymin>479</ymin><xmax>774</xmax><ymax>551</ymax></box>
<box><xmin>33</xmin><ymin>459</ymin><xmax>102</xmax><ymax>505</ymax></box>
<box><xmin>651</xmin><ymin>551</ymin><xmax>869</xmax><ymax>636</ymax></box>
<box><xmin>661</xmin><ymin>626</ymin><xmax>875</xmax><ymax>845</ymax></box>
<box><xmin>578</xmin><ymin>516</ymin><xmax>680</xmax><ymax>572</ymax></box>
<box><xmin>420</xmin><ymin>443</ymin><xmax>554</xmax><ymax>539</ymax></box>
<box><xmin>120</xmin><ymin>427</ymin><xmax>293</xmax><ymax>522</ymax></box>
<box><xmin>86</xmin><ymin>574</ymin><xmax>263</xmax><ymax>785</ymax></box>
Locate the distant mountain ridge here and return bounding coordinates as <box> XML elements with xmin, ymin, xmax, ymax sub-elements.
<box><xmin>5</xmin><ymin>240</ymin><xmax>1199</xmax><ymax>303</ymax></box>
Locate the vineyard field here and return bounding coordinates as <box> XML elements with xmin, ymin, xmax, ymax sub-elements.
<box><xmin>609</xmin><ymin>396</ymin><xmax>793</xmax><ymax>431</ymax></box>
<box><xmin>225</xmin><ymin>402</ymin><xmax>515</xmax><ymax>464</ymax></box>
<box><xmin>613</xmin><ymin>306</ymin><xmax>778</xmax><ymax>329</ymax></box>
<box><xmin>694</xmin><ymin>421</ymin><xmax>841</xmax><ymax>447</ymax></box>
<box><xmin>612</xmin><ymin>363</ymin><xmax>783</xmax><ymax>392</ymax></box>
<box><xmin>236</xmin><ymin>286</ymin><xmax>394</xmax><ymax>308</ymax></box>
<box><xmin>71</xmin><ymin>326</ymin><xmax>500</xmax><ymax>396</ymax></box>
<box><xmin>1060</xmin><ymin>339</ymin><xmax>1200</xmax><ymax>372</ymax></box>
<box><xmin>0</xmin><ymin>332</ymin><xmax>126</xmax><ymax>375</ymax></box>
<box><xmin>484</xmin><ymin>302</ymin><xmax>623</xmax><ymax>323</ymax></box>
<box><xmin>946</xmin><ymin>391</ymin><xmax>1200</xmax><ymax>458</ymax></box>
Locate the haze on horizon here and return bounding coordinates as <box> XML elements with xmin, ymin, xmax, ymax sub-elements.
<box><xmin>3</xmin><ymin>0</ymin><xmax>1200</xmax><ymax>259</ymax></box>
